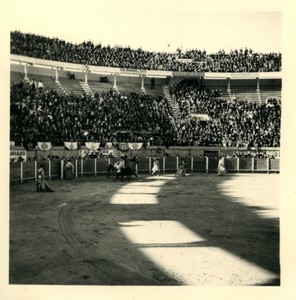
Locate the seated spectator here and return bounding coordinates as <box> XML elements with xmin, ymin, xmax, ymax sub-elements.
<box><xmin>68</xmin><ymin>72</ymin><xmax>76</xmax><ymax>80</ymax></box>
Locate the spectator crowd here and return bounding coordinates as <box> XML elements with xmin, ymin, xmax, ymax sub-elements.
<box><xmin>11</xmin><ymin>31</ymin><xmax>281</xmax><ymax>72</ymax></box>
<box><xmin>170</xmin><ymin>80</ymin><xmax>281</xmax><ymax>148</ymax></box>
<box><xmin>10</xmin><ymin>81</ymin><xmax>177</xmax><ymax>149</ymax></box>
<box><xmin>10</xmin><ymin>30</ymin><xmax>281</xmax><ymax>150</ymax></box>
<box><xmin>10</xmin><ymin>78</ymin><xmax>281</xmax><ymax>149</ymax></box>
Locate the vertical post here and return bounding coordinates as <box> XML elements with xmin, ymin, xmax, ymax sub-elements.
<box><xmin>95</xmin><ymin>158</ymin><xmax>97</xmax><ymax>176</ymax></box>
<box><xmin>252</xmin><ymin>157</ymin><xmax>255</xmax><ymax>174</ymax></box>
<box><xmin>227</xmin><ymin>78</ymin><xmax>231</xmax><ymax>93</ymax></box>
<box><xmin>163</xmin><ymin>157</ymin><xmax>166</xmax><ymax>174</ymax></box>
<box><xmin>191</xmin><ymin>157</ymin><xmax>194</xmax><ymax>173</ymax></box>
<box><xmin>61</xmin><ymin>160</ymin><xmax>64</xmax><ymax>180</ymax></box>
<box><xmin>113</xmin><ymin>74</ymin><xmax>117</xmax><ymax>90</ymax></box>
<box><xmin>49</xmin><ymin>160</ymin><xmax>52</xmax><ymax>180</ymax></box>
<box><xmin>81</xmin><ymin>159</ymin><xmax>84</xmax><ymax>177</ymax></box>
<box><xmin>23</xmin><ymin>64</ymin><xmax>29</xmax><ymax>82</ymax></box>
<box><xmin>55</xmin><ymin>68</ymin><xmax>59</xmax><ymax>83</ymax></box>
<box><xmin>256</xmin><ymin>77</ymin><xmax>260</xmax><ymax>92</ymax></box>
<box><xmin>256</xmin><ymin>77</ymin><xmax>261</xmax><ymax>105</ymax></box>
<box><xmin>35</xmin><ymin>161</ymin><xmax>37</xmax><ymax>181</ymax></box>
<box><xmin>85</xmin><ymin>72</ymin><xmax>88</xmax><ymax>84</ymax></box>
<box><xmin>75</xmin><ymin>159</ymin><xmax>78</xmax><ymax>178</ymax></box>
<box><xmin>267</xmin><ymin>158</ymin><xmax>270</xmax><ymax>174</ymax></box>
<box><xmin>206</xmin><ymin>157</ymin><xmax>209</xmax><ymax>174</ymax></box>
<box><xmin>149</xmin><ymin>157</ymin><xmax>151</xmax><ymax>174</ymax></box>
<box><xmin>237</xmin><ymin>157</ymin><xmax>240</xmax><ymax>173</ymax></box>
<box><xmin>141</xmin><ymin>76</ymin><xmax>145</xmax><ymax>92</ymax></box>
<box><xmin>20</xmin><ymin>162</ymin><xmax>24</xmax><ymax>183</ymax></box>
<box><xmin>176</xmin><ymin>156</ymin><xmax>179</xmax><ymax>172</ymax></box>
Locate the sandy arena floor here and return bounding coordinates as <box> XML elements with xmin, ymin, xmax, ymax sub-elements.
<box><xmin>9</xmin><ymin>173</ymin><xmax>280</xmax><ymax>286</ymax></box>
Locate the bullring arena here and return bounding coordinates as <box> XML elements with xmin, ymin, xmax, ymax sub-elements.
<box><xmin>9</xmin><ymin>28</ymin><xmax>282</xmax><ymax>287</ymax></box>
<box><xmin>10</xmin><ymin>158</ymin><xmax>280</xmax><ymax>286</ymax></box>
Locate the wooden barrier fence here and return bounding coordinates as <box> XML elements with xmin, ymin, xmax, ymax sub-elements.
<box><xmin>10</xmin><ymin>157</ymin><xmax>280</xmax><ymax>183</ymax></box>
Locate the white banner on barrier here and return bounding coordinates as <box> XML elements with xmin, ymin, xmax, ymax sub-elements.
<box><xmin>37</xmin><ymin>142</ymin><xmax>52</xmax><ymax>151</ymax></box>
<box><xmin>85</xmin><ymin>142</ymin><xmax>100</xmax><ymax>150</ymax></box>
<box><xmin>10</xmin><ymin>150</ymin><xmax>27</xmax><ymax>162</ymax></box>
<box><xmin>64</xmin><ymin>142</ymin><xmax>78</xmax><ymax>150</ymax></box>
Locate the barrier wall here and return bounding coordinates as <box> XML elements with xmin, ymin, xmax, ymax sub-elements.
<box><xmin>10</xmin><ymin>157</ymin><xmax>280</xmax><ymax>183</ymax></box>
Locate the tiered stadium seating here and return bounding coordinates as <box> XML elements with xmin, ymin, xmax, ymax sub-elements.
<box><xmin>231</xmin><ymin>88</ymin><xmax>260</xmax><ymax>103</ymax></box>
<box><xmin>31</xmin><ymin>74</ymin><xmax>63</xmax><ymax>94</ymax></box>
<box><xmin>87</xmin><ymin>80</ymin><xmax>113</xmax><ymax>95</ymax></box>
<box><xmin>58</xmin><ymin>77</ymin><xmax>84</xmax><ymax>95</ymax></box>
<box><xmin>10</xmin><ymin>72</ymin><xmax>23</xmax><ymax>84</ymax></box>
<box><xmin>116</xmin><ymin>82</ymin><xmax>143</xmax><ymax>94</ymax></box>
<box><xmin>145</xmin><ymin>84</ymin><xmax>163</xmax><ymax>97</ymax></box>
<box><xmin>260</xmin><ymin>88</ymin><xmax>281</xmax><ymax>103</ymax></box>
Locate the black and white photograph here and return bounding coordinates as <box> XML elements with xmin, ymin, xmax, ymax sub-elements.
<box><xmin>1</xmin><ymin>0</ymin><xmax>296</xmax><ymax>299</ymax></box>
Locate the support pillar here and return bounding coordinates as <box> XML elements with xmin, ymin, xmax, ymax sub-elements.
<box><xmin>35</xmin><ymin>161</ymin><xmax>38</xmax><ymax>181</ymax></box>
<box><xmin>81</xmin><ymin>159</ymin><xmax>84</xmax><ymax>177</ymax></box>
<box><xmin>85</xmin><ymin>72</ymin><xmax>88</xmax><ymax>84</ymax></box>
<box><xmin>256</xmin><ymin>77</ymin><xmax>260</xmax><ymax>92</ymax></box>
<box><xmin>141</xmin><ymin>76</ymin><xmax>145</xmax><ymax>92</ymax></box>
<box><xmin>113</xmin><ymin>74</ymin><xmax>117</xmax><ymax>90</ymax></box>
<box><xmin>75</xmin><ymin>159</ymin><xmax>78</xmax><ymax>178</ymax></box>
<box><xmin>61</xmin><ymin>160</ymin><xmax>64</xmax><ymax>180</ymax></box>
<box><xmin>49</xmin><ymin>160</ymin><xmax>52</xmax><ymax>180</ymax></box>
<box><xmin>256</xmin><ymin>77</ymin><xmax>261</xmax><ymax>104</ymax></box>
<box><xmin>206</xmin><ymin>157</ymin><xmax>209</xmax><ymax>174</ymax></box>
<box><xmin>23</xmin><ymin>64</ymin><xmax>29</xmax><ymax>82</ymax></box>
<box><xmin>227</xmin><ymin>77</ymin><xmax>231</xmax><ymax>93</ymax></box>
<box><xmin>20</xmin><ymin>162</ymin><xmax>24</xmax><ymax>183</ymax></box>
<box><xmin>55</xmin><ymin>68</ymin><xmax>59</xmax><ymax>83</ymax></box>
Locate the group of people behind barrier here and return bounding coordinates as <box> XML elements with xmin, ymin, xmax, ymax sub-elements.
<box><xmin>11</xmin><ymin>31</ymin><xmax>281</xmax><ymax>72</ymax></box>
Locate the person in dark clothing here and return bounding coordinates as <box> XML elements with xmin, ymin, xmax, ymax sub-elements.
<box><xmin>151</xmin><ymin>77</ymin><xmax>155</xmax><ymax>89</ymax></box>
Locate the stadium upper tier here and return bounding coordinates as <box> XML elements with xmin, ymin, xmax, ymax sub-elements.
<box><xmin>11</xmin><ymin>31</ymin><xmax>281</xmax><ymax>73</ymax></box>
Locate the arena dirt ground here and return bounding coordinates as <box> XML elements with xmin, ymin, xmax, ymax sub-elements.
<box><xmin>9</xmin><ymin>173</ymin><xmax>280</xmax><ymax>286</ymax></box>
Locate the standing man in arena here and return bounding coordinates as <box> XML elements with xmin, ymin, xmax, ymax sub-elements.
<box><xmin>217</xmin><ymin>157</ymin><xmax>226</xmax><ymax>176</ymax></box>
<box><xmin>151</xmin><ymin>158</ymin><xmax>160</xmax><ymax>176</ymax></box>
<box><xmin>65</xmin><ymin>160</ymin><xmax>75</xmax><ymax>180</ymax></box>
<box><xmin>174</xmin><ymin>158</ymin><xmax>187</xmax><ymax>176</ymax></box>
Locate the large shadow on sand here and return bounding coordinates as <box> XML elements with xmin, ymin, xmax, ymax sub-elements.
<box><xmin>104</xmin><ymin>174</ymin><xmax>280</xmax><ymax>285</ymax></box>
<box><xmin>157</xmin><ymin>174</ymin><xmax>280</xmax><ymax>284</ymax></box>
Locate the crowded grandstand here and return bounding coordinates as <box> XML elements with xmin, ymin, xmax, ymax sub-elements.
<box><xmin>10</xmin><ymin>31</ymin><xmax>281</xmax><ymax>153</ymax></box>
